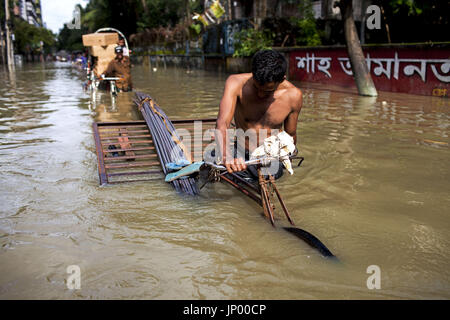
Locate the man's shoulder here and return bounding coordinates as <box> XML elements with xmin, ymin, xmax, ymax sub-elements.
<box><xmin>279</xmin><ymin>81</ymin><xmax>302</xmax><ymax>110</ymax></box>
<box><xmin>289</xmin><ymin>86</ymin><xmax>303</xmax><ymax>102</ymax></box>
<box><xmin>224</xmin><ymin>74</ymin><xmax>251</xmax><ymax>96</ymax></box>
<box><xmin>226</xmin><ymin>73</ymin><xmax>251</xmax><ymax>86</ymax></box>
<box><xmin>281</xmin><ymin>79</ymin><xmax>301</xmax><ymax>91</ymax></box>
<box><xmin>228</xmin><ymin>73</ymin><xmax>252</xmax><ymax>80</ymax></box>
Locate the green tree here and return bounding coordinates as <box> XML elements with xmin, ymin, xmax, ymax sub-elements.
<box><xmin>13</xmin><ymin>17</ymin><xmax>56</xmax><ymax>55</ymax></box>
<box><xmin>388</xmin><ymin>0</ymin><xmax>423</xmax><ymax>15</ymax></box>
<box><xmin>81</xmin><ymin>1</ymin><xmax>111</xmax><ymax>32</ymax></box>
<box><xmin>369</xmin><ymin>0</ymin><xmax>449</xmax><ymax>43</ymax></box>
<box><xmin>233</xmin><ymin>28</ymin><xmax>272</xmax><ymax>57</ymax></box>
<box><xmin>137</xmin><ymin>0</ymin><xmax>183</xmax><ymax>31</ymax></box>
<box><xmin>291</xmin><ymin>0</ymin><xmax>322</xmax><ymax>46</ymax></box>
<box><xmin>82</xmin><ymin>0</ymin><xmax>139</xmax><ymax>36</ymax></box>
<box><xmin>56</xmin><ymin>0</ymin><xmax>203</xmax><ymax>50</ymax></box>
<box><xmin>135</xmin><ymin>0</ymin><xmax>202</xmax><ymax>31</ymax></box>
<box><xmin>57</xmin><ymin>24</ymin><xmax>86</xmax><ymax>51</ymax></box>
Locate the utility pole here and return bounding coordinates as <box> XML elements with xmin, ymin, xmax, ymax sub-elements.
<box><xmin>227</xmin><ymin>0</ymin><xmax>232</xmax><ymax>20</ymax></box>
<box><xmin>337</xmin><ymin>0</ymin><xmax>377</xmax><ymax>97</ymax></box>
<box><xmin>0</xmin><ymin>16</ymin><xmax>5</xmax><ymax>65</ymax></box>
<box><xmin>185</xmin><ymin>0</ymin><xmax>191</xmax><ymax>55</ymax></box>
<box><xmin>185</xmin><ymin>0</ymin><xmax>191</xmax><ymax>28</ymax></box>
<box><xmin>5</xmin><ymin>0</ymin><xmax>15</xmax><ymax>71</ymax></box>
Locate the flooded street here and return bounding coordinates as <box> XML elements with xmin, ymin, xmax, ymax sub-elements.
<box><xmin>0</xmin><ymin>62</ymin><xmax>449</xmax><ymax>299</ymax></box>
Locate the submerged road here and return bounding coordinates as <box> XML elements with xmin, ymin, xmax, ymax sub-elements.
<box><xmin>0</xmin><ymin>62</ymin><xmax>449</xmax><ymax>299</ymax></box>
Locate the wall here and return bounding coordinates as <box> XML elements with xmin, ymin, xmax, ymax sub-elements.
<box><xmin>130</xmin><ymin>54</ymin><xmax>252</xmax><ymax>73</ymax></box>
<box><xmin>202</xmin><ymin>18</ymin><xmax>251</xmax><ymax>55</ymax></box>
<box><xmin>284</xmin><ymin>43</ymin><xmax>450</xmax><ymax>97</ymax></box>
<box><xmin>132</xmin><ymin>54</ymin><xmax>205</xmax><ymax>70</ymax></box>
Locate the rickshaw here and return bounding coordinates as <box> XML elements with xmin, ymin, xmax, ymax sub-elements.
<box><xmin>83</xmin><ymin>28</ymin><xmax>130</xmax><ymax>107</ymax></box>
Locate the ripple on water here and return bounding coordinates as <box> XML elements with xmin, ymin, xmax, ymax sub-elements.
<box><xmin>0</xmin><ymin>65</ymin><xmax>449</xmax><ymax>299</ymax></box>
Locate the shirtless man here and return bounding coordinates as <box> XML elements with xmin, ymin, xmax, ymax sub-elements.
<box><xmin>216</xmin><ymin>50</ymin><xmax>303</xmax><ymax>174</ymax></box>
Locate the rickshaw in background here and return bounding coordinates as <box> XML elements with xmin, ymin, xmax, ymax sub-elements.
<box><xmin>82</xmin><ymin>28</ymin><xmax>130</xmax><ymax>108</ymax></box>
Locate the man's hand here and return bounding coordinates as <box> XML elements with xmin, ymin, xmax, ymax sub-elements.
<box><xmin>224</xmin><ymin>158</ymin><xmax>247</xmax><ymax>174</ymax></box>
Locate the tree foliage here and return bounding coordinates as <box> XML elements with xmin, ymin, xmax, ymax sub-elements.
<box><xmin>232</xmin><ymin>0</ymin><xmax>323</xmax><ymax>57</ymax></box>
<box><xmin>291</xmin><ymin>0</ymin><xmax>322</xmax><ymax>46</ymax></box>
<box><xmin>1</xmin><ymin>0</ymin><xmax>55</xmax><ymax>55</ymax></box>
<box><xmin>137</xmin><ymin>0</ymin><xmax>185</xmax><ymax>31</ymax></box>
<box><xmin>55</xmin><ymin>0</ymin><xmax>204</xmax><ymax>50</ymax></box>
<box><xmin>13</xmin><ymin>17</ymin><xmax>56</xmax><ymax>54</ymax></box>
<box><xmin>52</xmin><ymin>0</ymin><xmax>450</xmax><ymax>53</ymax></box>
<box><xmin>388</xmin><ymin>0</ymin><xmax>423</xmax><ymax>15</ymax></box>
<box><xmin>368</xmin><ymin>0</ymin><xmax>449</xmax><ymax>43</ymax></box>
<box><xmin>232</xmin><ymin>28</ymin><xmax>272</xmax><ymax>57</ymax></box>
<box><xmin>57</xmin><ymin>25</ymin><xmax>86</xmax><ymax>52</ymax></box>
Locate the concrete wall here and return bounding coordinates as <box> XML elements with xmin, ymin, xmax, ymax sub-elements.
<box><xmin>131</xmin><ymin>54</ymin><xmax>252</xmax><ymax>74</ymax></box>
<box><xmin>279</xmin><ymin>43</ymin><xmax>450</xmax><ymax>97</ymax></box>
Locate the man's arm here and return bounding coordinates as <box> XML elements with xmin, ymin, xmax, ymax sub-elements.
<box><xmin>216</xmin><ymin>75</ymin><xmax>246</xmax><ymax>173</ymax></box>
<box><xmin>283</xmin><ymin>88</ymin><xmax>303</xmax><ymax>147</ymax></box>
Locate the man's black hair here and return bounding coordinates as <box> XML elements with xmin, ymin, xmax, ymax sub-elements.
<box><xmin>252</xmin><ymin>50</ymin><xmax>287</xmax><ymax>85</ymax></box>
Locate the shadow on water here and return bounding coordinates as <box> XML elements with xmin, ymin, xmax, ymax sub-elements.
<box><xmin>283</xmin><ymin>226</ymin><xmax>337</xmax><ymax>259</ymax></box>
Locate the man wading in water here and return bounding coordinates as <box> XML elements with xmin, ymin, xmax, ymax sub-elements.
<box><xmin>215</xmin><ymin>50</ymin><xmax>303</xmax><ymax>178</ymax></box>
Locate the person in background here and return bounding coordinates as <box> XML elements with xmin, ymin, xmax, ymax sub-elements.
<box><xmin>102</xmin><ymin>46</ymin><xmax>132</xmax><ymax>92</ymax></box>
<box><xmin>118</xmin><ymin>36</ymin><xmax>129</xmax><ymax>57</ymax></box>
<box><xmin>80</xmin><ymin>52</ymin><xmax>87</xmax><ymax>69</ymax></box>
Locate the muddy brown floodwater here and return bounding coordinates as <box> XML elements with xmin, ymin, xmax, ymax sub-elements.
<box><xmin>0</xmin><ymin>63</ymin><xmax>449</xmax><ymax>299</ymax></box>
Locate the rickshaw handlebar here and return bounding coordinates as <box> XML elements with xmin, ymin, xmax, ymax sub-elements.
<box><xmin>101</xmin><ymin>76</ymin><xmax>122</xmax><ymax>81</ymax></box>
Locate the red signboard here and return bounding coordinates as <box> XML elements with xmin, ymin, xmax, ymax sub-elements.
<box><xmin>288</xmin><ymin>46</ymin><xmax>450</xmax><ymax>97</ymax></box>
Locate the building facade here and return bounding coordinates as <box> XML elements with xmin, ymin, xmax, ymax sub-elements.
<box><xmin>14</xmin><ymin>0</ymin><xmax>43</xmax><ymax>27</ymax></box>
